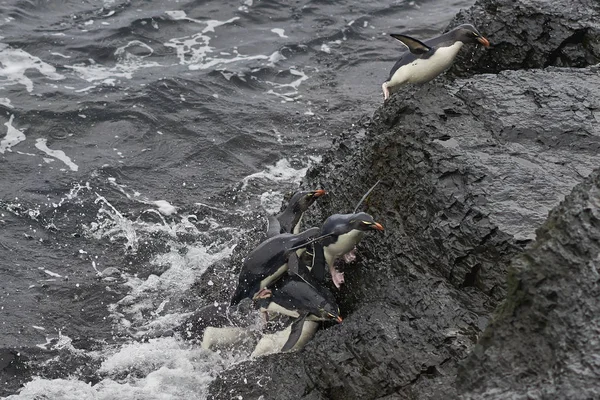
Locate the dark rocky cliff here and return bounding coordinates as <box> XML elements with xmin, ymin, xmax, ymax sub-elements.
<box><xmin>457</xmin><ymin>169</ymin><xmax>600</xmax><ymax>399</ymax></box>
<box><xmin>208</xmin><ymin>0</ymin><xmax>600</xmax><ymax>398</ymax></box>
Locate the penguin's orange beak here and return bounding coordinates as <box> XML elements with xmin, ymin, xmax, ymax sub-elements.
<box><xmin>313</xmin><ymin>189</ymin><xmax>326</xmax><ymax>197</ymax></box>
<box><xmin>336</xmin><ymin>316</ymin><xmax>343</xmax><ymax>323</ymax></box>
<box><xmin>372</xmin><ymin>222</ymin><xmax>384</xmax><ymax>231</ymax></box>
<box><xmin>477</xmin><ymin>36</ymin><xmax>490</xmax><ymax>47</ymax></box>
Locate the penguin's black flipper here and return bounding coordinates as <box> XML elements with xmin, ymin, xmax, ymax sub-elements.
<box><xmin>289</xmin><ymin>231</ymin><xmax>335</xmax><ymax>252</ymax></box>
<box><xmin>266</xmin><ymin>214</ymin><xmax>281</xmax><ymax>238</ymax></box>
<box><xmin>287</xmin><ymin>252</ymin><xmax>299</xmax><ymax>275</ymax></box>
<box><xmin>230</xmin><ymin>284</ymin><xmax>246</xmax><ymax>306</ymax></box>
<box><xmin>281</xmin><ymin>313</ymin><xmax>308</xmax><ymax>352</ymax></box>
<box><xmin>311</xmin><ymin>242</ymin><xmax>326</xmax><ymax>282</ymax></box>
<box><xmin>390</xmin><ymin>34</ymin><xmax>431</xmax><ymax>55</ymax></box>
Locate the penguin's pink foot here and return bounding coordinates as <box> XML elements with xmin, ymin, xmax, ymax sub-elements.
<box><xmin>331</xmin><ymin>270</ymin><xmax>345</xmax><ymax>289</ymax></box>
<box><xmin>329</xmin><ymin>262</ymin><xmax>345</xmax><ymax>289</ymax></box>
<box><xmin>261</xmin><ymin>310</ymin><xmax>269</xmax><ymax>324</ymax></box>
<box><xmin>253</xmin><ymin>288</ymin><xmax>272</xmax><ymax>300</ymax></box>
<box><xmin>342</xmin><ymin>248</ymin><xmax>357</xmax><ymax>264</ymax></box>
<box><xmin>382</xmin><ymin>82</ymin><xmax>390</xmax><ymax>101</ymax></box>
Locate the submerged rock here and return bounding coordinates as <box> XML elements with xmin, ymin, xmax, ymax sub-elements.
<box><xmin>207</xmin><ymin>0</ymin><xmax>600</xmax><ymax>398</ymax></box>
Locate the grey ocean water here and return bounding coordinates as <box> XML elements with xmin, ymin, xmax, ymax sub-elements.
<box><xmin>0</xmin><ymin>0</ymin><xmax>472</xmax><ymax>397</ymax></box>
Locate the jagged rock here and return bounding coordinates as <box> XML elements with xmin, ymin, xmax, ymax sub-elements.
<box><xmin>208</xmin><ymin>61</ymin><xmax>600</xmax><ymax>400</ymax></box>
<box><xmin>448</xmin><ymin>0</ymin><xmax>600</xmax><ymax>75</ymax></box>
<box><xmin>206</xmin><ymin>0</ymin><xmax>600</xmax><ymax>397</ymax></box>
<box><xmin>457</xmin><ymin>170</ymin><xmax>600</xmax><ymax>399</ymax></box>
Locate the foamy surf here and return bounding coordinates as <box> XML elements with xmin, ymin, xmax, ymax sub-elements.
<box><xmin>0</xmin><ymin>115</ymin><xmax>26</xmax><ymax>154</ymax></box>
<box><xmin>3</xmin><ymin>151</ymin><xmax>324</xmax><ymax>397</ymax></box>
<box><xmin>34</xmin><ymin>139</ymin><xmax>79</xmax><ymax>172</ymax></box>
<box><xmin>6</xmin><ymin>337</ymin><xmax>242</xmax><ymax>400</ymax></box>
<box><xmin>241</xmin><ymin>157</ymin><xmax>321</xmax><ymax>190</ymax></box>
<box><xmin>0</xmin><ymin>43</ymin><xmax>65</xmax><ymax>93</ymax></box>
<box><xmin>65</xmin><ymin>40</ymin><xmax>161</xmax><ymax>84</ymax></box>
<box><xmin>4</xmin><ymin>174</ymin><xmax>256</xmax><ymax>398</ymax></box>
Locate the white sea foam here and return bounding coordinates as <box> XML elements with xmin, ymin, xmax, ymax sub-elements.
<box><xmin>151</xmin><ymin>200</ymin><xmax>177</xmax><ymax>216</ymax></box>
<box><xmin>241</xmin><ymin>157</ymin><xmax>321</xmax><ymax>189</ymax></box>
<box><xmin>106</xmin><ymin>177</ymin><xmax>179</xmax><ymax>216</ymax></box>
<box><xmin>0</xmin><ymin>97</ymin><xmax>13</xmax><ymax>108</ymax></box>
<box><xmin>0</xmin><ymin>115</ymin><xmax>26</xmax><ymax>153</ymax></box>
<box><xmin>66</xmin><ymin>41</ymin><xmax>160</xmax><ymax>83</ymax></box>
<box><xmin>43</xmin><ymin>269</ymin><xmax>62</xmax><ymax>278</ymax></box>
<box><xmin>260</xmin><ymin>190</ymin><xmax>285</xmax><ymax>214</ymax></box>
<box><xmin>164</xmin><ymin>10</ymin><xmax>203</xmax><ymax>24</ymax></box>
<box><xmin>7</xmin><ymin>337</ymin><xmax>240</xmax><ymax>400</ymax></box>
<box><xmin>271</xmin><ymin>28</ymin><xmax>288</xmax><ymax>38</ymax></box>
<box><xmin>203</xmin><ymin>17</ymin><xmax>239</xmax><ymax>33</ymax></box>
<box><xmin>320</xmin><ymin>43</ymin><xmax>331</xmax><ymax>54</ymax></box>
<box><xmin>238</xmin><ymin>0</ymin><xmax>253</xmax><ymax>12</ymax></box>
<box><xmin>164</xmin><ymin>16</ymin><xmax>269</xmax><ymax>71</ymax></box>
<box><xmin>5</xmin><ymin>378</ymin><xmax>98</xmax><ymax>400</ymax></box>
<box><xmin>75</xmin><ymin>85</ymin><xmax>96</xmax><ymax>93</ymax></box>
<box><xmin>265</xmin><ymin>67</ymin><xmax>311</xmax><ymax>102</ymax></box>
<box><xmin>86</xmin><ymin>193</ymin><xmax>140</xmax><ymax>251</ymax></box>
<box><xmin>0</xmin><ymin>43</ymin><xmax>64</xmax><ymax>92</ymax></box>
<box><xmin>34</xmin><ymin>138</ymin><xmax>79</xmax><ymax>171</ymax></box>
<box><xmin>116</xmin><ymin>243</ymin><xmax>235</xmax><ymax>318</ymax></box>
<box><xmin>267</xmin><ymin>50</ymin><xmax>286</xmax><ymax>66</ymax></box>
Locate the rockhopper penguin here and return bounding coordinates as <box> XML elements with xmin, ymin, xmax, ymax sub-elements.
<box><xmin>320</xmin><ymin>212</ymin><xmax>384</xmax><ymax>288</ymax></box>
<box><xmin>382</xmin><ymin>24</ymin><xmax>490</xmax><ymax>100</ymax></box>
<box><xmin>230</xmin><ymin>227</ymin><xmax>335</xmax><ymax>306</ymax></box>
<box><xmin>252</xmin><ymin>272</ymin><xmax>342</xmax><ymax>355</ymax></box>
<box><xmin>266</xmin><ymin>189</ymin><xmax>327</xmax><ymax>238</ymax></box>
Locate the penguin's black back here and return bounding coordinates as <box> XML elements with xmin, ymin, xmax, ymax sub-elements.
<box><xmin>387</xmin><ymin>30</ymin><xmax>461</xmax><ymax>81</ymax></box>
<box><xmin>230</xmin><ymin>228</ymin><xmax>319</xmax><ymax>305</ymax></box>
<box><xmin>269</xmin><ymin>274</ymin><xmax>337</xmax><ymax>315</ymax></box>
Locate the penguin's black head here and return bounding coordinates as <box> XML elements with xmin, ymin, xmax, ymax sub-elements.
<box><xmin>348</xmin><ymin>212</ymin><xmax>385</xmax><ymax>232</ymax></box>
<box><xmin>290</xmin><ymin>189</ymin><xmax>326</xmax><ymax>213</ymax></box>
<box><xmin>452</xmin><ymin>24</ymin><xmax>490</xmax><ymax>47</ymax></box>
<box><xmin>317</xmin><ymin>301</ymin><xmax>343</xmax><ymax>323</ymax></box>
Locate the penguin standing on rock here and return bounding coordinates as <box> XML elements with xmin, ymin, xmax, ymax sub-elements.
<box><xmin>382</xmin><ymin>24</ymin><xmax>490</xmax><ymax>101</ymax></box>
<box><xmin>266</xmin><ymin>189</ymin><xmax>327</xmax><ymax>238</ymax></box>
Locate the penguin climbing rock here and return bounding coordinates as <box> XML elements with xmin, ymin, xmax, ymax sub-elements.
<box><xmin>252</xmin><ymin>272</ymin><xmax>342</xmax><ymax>355</ymax></box>
<box><xmin>230</xmin><ymin>227</ymin><xmax>330</xmax><ymax>306</ymax></box>
<box><xmin>319</xmin><ymin>212</ymin><xmax>384</xmax><ymax>288</ymax></box>
<box><xmin>266</xmin><ymin>189</ymin><xmax>326</xmax><ymax>238</ymax></box>
<box><xmin>382</xmin><ymin>24</ymin><xmax>490</xmax><ymax>100</ymax></box>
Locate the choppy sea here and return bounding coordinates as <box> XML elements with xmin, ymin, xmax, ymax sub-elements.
<box><xmin>0</xmin><ymin>0</ymin><xmax>473</xmax><ymax>398</ymax></box>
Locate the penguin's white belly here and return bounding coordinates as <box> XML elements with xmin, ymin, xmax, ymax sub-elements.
<box><xmin>389</xmin><ymin>42</ymin><xmax>463</xmax><ymax>86</ymax></box>
<box><xmin>262</xmin><ymin>302</ymin><xmax>301</xmax><ymax>319</ymax></box>
<box><xmin>292</xmin><ymin>214</ymin><xmax>303</xmax><ymax>234</ymax></box>
<box><xmin>324</xmin><ymin>230</ymin><xmax>364</xmax><ymax>266</ymax></box>
<box><xmin>201</xmin><ymin>326</ymin><xmax>251</xmax><ymax>351</ymax></box>
<box><xmin>259</xmin><ymin>263</ymin><xmax>288</xmax><ymax>289</ymax></box>
<box><xmin>251</xmin><ymin>321</ymin><xmax>319</xmax><ymax>357</ymax></box>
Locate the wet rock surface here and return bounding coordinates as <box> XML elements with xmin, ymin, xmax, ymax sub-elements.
<box><xmin>448</xmin><ymin>0</ymin><xmax>600</xmax><ymax>75</ymax></box>
<box><xmin>206</xmin><ymin>0</ymin><xmax>600</xmax><ymax>398</ymax></box>
<box><xmin>457</xmin><ymin>171</ymin><xmax>600</xmax><ymax>399</ymax></box>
